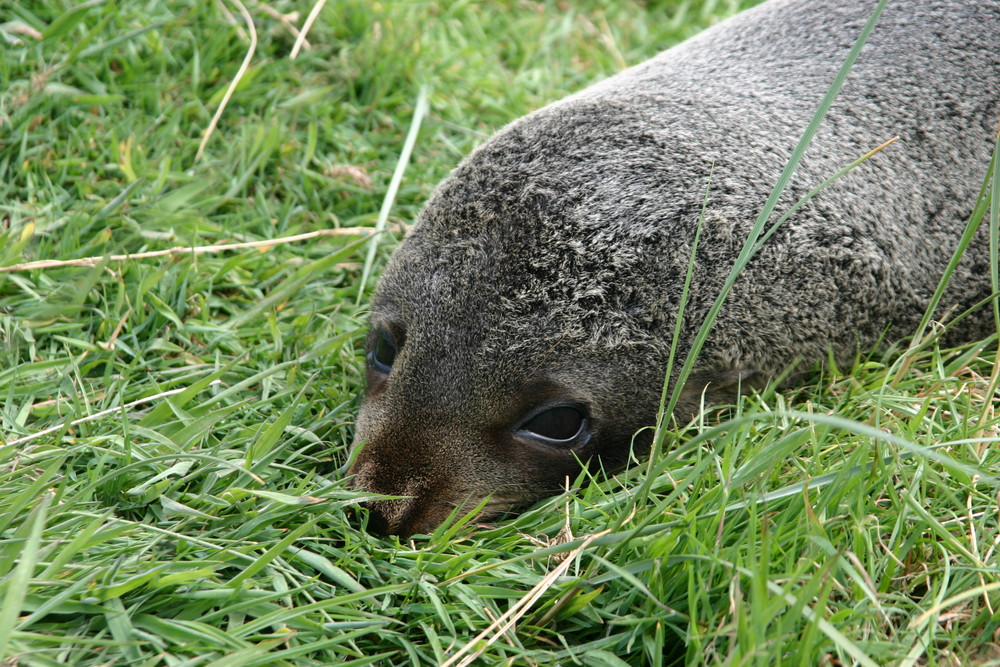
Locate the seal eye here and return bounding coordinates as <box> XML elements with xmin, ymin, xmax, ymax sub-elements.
<box><xmin>368</xmin><ymin>328</ymin><xmax>397</xmax><ymax>373</ymax></box>
<box><xmin>521</xmin><ymin>406</ymin><xmax>586</xmax><ymax>443</ymax></box>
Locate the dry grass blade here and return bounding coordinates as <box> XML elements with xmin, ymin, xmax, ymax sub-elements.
<box><xmin>4</xmin><ymin>386</ymin><xmax>193</xmax><ymax>447</ymax></box>
<box><xmin>0</xmin><ymin>227</ymin><xmax>399</xmax><ymax>273</ymax></box>
<box><xmin>441</xmin><ymin>530</ymin><xmax>609</xmax><ymax>667</ymax></box>
<box><xmin>257</xmin><ymin>4</ymin><xmax>308</xmax><ymax>49</ymax></box>
<box><xmin>357</xmin><ymin>85</ymin><xmax>429</xmax><ymax>301</ymax></box>
<box><xmin>195</xmin><ymin>0</ymin><xmax>257</xmax><ymax>162</ymax></box>
<box><xmin>290</xmin><ymin>0</ymin><xmax>327</xmax><ymax>59</ymax></box>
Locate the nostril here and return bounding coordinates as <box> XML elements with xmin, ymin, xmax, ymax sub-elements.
<box><xmin>358</xmin><ymin>500</ymin><xmax>395</xmax><ymax>537</ymax></box>
<box><xmin>350</xmin><ymin>473</ymin><xmax>429</xmax><ymax>538</ymax></box>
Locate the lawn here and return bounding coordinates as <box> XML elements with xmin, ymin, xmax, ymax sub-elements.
<box><xmin>2</xmin><ymin>1</ymin><xmax>999</xmax><ymax>665</ymax></box>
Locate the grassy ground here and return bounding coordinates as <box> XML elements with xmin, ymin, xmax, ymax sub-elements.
<box><xmin>2</xmin><ymin>0</ymin><xmax>999</xmax><ymax>665</ymax></box>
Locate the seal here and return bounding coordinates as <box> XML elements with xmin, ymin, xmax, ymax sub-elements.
<box><xmin>349</xmin><ymin>0</ymin><xmax>1000</xmax><ymax>537</ymax></box>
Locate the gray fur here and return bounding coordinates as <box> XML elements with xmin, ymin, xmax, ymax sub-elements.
<box><xmin>350</xmin><ymin>0</ymin><xmax>1000</xmax><ymax>537</ymax></box>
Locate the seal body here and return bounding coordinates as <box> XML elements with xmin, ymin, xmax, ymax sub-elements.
<box><xmin>350</xmin><ymin>0</ymin><xmax>1000</xmax><ymax>537</ymax></box>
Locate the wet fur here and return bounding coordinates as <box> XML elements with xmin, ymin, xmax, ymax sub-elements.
<box><xmin>350</xmin><ymin>0</ymin><xmax>1000</xmax><ymax>537</ymax></box>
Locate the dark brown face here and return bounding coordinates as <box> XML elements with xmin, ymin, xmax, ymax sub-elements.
<box><xmin>347</xmin><ymin>316</ymin><xmax>650</xmax><ymax>538</ymax></box>
<box><xmin>344</xmin><ymin>144</ymin><xmax>682</xmax><ymax>538</ymax></box>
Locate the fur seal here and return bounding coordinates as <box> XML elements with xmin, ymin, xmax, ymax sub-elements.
<box><xmin>349</xmin><ymin>0</ymin><xmax>1000</xmax><ymax>537</ymax></box>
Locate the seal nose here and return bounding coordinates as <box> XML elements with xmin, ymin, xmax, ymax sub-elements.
<box><xmin>348</xmin><ymin>434</ymin><xmax>458</xmax><ymax>537</ymax></box>
<box><xmin>357</xmin><ymin>492</ymin><xmax>448</xmax><ymax>538</ymax></box>
<box><xmin>349</xmin><ymin>464</ymin><xmax>435</xmax><ymax>537</ymax></box>
<box><xmin>357</xmin><ymin>499</ymin><xmax>395</xmax><ymax>536</ymax></box>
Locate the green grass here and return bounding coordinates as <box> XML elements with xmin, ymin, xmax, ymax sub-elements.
<box><xmin>2</xmin><ymin>1</ymin><xmax>999</xmax><ymax>665</ymax></box>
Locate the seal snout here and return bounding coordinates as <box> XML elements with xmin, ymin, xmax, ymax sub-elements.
<box><xmin>356</xmin><ymin>495</ymin><xmax>437</xmax><ymax>539</ymax></box>
<box><xmin>348</xmin><ymin>451</ymin><xmax>466</xmax><ymax>538</ymax></box>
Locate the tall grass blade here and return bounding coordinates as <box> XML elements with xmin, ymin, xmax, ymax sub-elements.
<box><xmin>0</xmin><ymin>493</ymin><xmax>53</xmax><ymax>660</ymax></box>
<box><xmin>661</xmin><ymin>0</ymin><xmax>891</xmax><ymax>423</ymax></box>
<box><xmin>357</xmin><ymin>85</ymin><xmax>430</xmax><ymax>302</ymax></box>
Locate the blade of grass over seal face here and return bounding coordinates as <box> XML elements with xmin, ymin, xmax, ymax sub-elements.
<box><xmin>983</xmin><ymin>128</ymin><xmax>1000</xmax><ymax>439</ymax></box>
<box><xmin>979</xmin><ymin>121</ymin><xmax>1000</xmax><ymax>413</ymax></box>
<box><xmin>659</xmin><ymin>0</ymin><xmax>890</xmax><ymax>426</ymax></box>
<box><xmin>632</xmin><ymin>0</ymin><xmax>890</xmax><ymax>524</ymax></box>
<box><xmin>991</xmin><ymin>126</ymin><xmax>1000</xmax><ymax>332</ymax></box>
<box><xmin>751</xmin><ymin>136</ymin><xmax>900</xmax><ymax>254</ymax></box>
<box><xmin>896</xmin><ymin>133</ymin><xmax>1000</xmax><ymax>382</ymax></box>
<box><xmin>357</xmin><ymin>85</ymin><xmax>430</xmax><ymax>302</ymax></box>
<box><xmin>641</xmin><ymin>135</ymin><xmax>898</xmax><ymax>520</ymax></box>
<box><xmin>650</xmin><ymin>166</ymin><xmax>713</xmax><ymax>464</ymax></box>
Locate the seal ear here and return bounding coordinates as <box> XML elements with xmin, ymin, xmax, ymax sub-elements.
<box><xmin>676</xmin><ymin>369</ymin><xmax>763</xmax><ymax>422</ymax></box>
